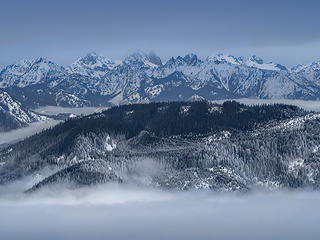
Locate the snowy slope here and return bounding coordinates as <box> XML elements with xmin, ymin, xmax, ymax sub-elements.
<box><xmin>0</xmin><ymin>57</ymin><xmax>66</xmax><ymax>88</ymax></box>
<box><xmin>0</xmin><ymin>90</ymin><xmax>43</xmax><ymax>132</ymax></box>
<box><xmin>68</xmin><ymin>52</ymin><xmax>119</xmax><ymax>78</ymax></box>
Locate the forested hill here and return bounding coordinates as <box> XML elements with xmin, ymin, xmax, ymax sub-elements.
<box><xmin>4</xmin><ymin>100</ymin><xmax>304</xmax><ymax>157</ymax></box>
<box><xmin>1</xmin><ymin>101</ymin><xmax>318</xmax><ymax>192</ymax></box>
<box><xmin>40</xmin><ymin>100</ymin><xmax>303</xmax><ymax>139</ymax></box>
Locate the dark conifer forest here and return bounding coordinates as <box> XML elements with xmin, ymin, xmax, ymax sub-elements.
<box><xmin>1</xmin><ymin>101</ymin><xmax>320</xmax><ymax>192</ymax></box>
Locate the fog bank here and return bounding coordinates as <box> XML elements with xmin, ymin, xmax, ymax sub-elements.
<box><xmin>0</xmin><ymin>119</ymin><xmax>60</xmax><ymax>146</ymax></box>
<box><xmin>0</xmin><ymin>185</ymin><xmax>319</xmax><ymax>240</ymax></box>
<box><xmin>33</xmin><ymin>106</ymin><xmax>106</xmax><ymax>116</ymax></box>
<box><xmin>0</xmin><ymin>106</ymin><xmax>104</xmax><ymax>146</ymax></box>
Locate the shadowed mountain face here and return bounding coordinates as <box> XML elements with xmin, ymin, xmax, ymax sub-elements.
<box><xmin>0</xmin><ymin>89</ymin><xmax>42</xmax><ymax>132</ymax></box>
<box><xmin>1</xmin><ymin>101</ymin><xmax>320</xmax><ymax>193</ymax></box>
<box><xmin>1</xmin><ymin>52</ymin><xmax>320</xmax><ymax>109</ymax></box>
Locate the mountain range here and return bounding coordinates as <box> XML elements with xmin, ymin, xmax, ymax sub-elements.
<box><xmin>1</xmin><ymin>51</ymin><xmax>320</xmax><ymax>110</ymax></box>
<box><xmin>2</xmin><ymin>51</ymin><xmax>320</xmax><ymax>132</ymax></box>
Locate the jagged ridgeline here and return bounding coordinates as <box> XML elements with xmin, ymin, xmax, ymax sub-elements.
<box><xmin>1</xmin><ymin>101</ymin><xmax>320</xmax><ymax>192</ymax></box>
<box><xmin>2</xmin><ymin>52</ymin><xmax>320</xmax><ymax>109</ymax></box>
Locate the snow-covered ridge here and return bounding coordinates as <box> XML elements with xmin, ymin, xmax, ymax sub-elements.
<box><xmin>1</xmin><ymin>51</ymin><xmax>320</xmax><ymax>107</ymax></box>
<box><xmin>68</xmin><ymin>52</ymin><xmax>119</xmax><ymax>78</ymax></box>
<box><xmin>0</xmin><ymin>57</ymin><xmax>66</xmax><ymax>88</ymax></box>
<box><xmin>207</xmin><ymin>53</ymin><xmax>286</xmax><ymax>71</ymax></box>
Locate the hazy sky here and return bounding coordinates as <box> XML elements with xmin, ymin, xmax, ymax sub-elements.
<box><xmin>1</xmin><ymin>0</ymin><xmax>320</xmax><ymax>67</ymax></box>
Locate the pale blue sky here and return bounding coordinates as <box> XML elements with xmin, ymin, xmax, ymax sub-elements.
<box><xmin>1</xmin><ymin>0</ymin><xmax>320</xmax><ymax>67</ymax></box>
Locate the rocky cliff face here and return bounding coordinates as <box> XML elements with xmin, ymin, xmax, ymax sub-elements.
<box><xmin>0</xmin><ymin>89</ymin><xmax>42</xmax><ymax>132</ymax></box>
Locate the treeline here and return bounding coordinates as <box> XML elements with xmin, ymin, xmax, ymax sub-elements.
<box><xmin>2</xmin><ymin>100</ymin><xmax>305</xmax><ymax>157</ymax></box>
<box><xmin>57</xmin><ymin>100</ymin><xmax>303</xmax><ymax>138</ymax></box>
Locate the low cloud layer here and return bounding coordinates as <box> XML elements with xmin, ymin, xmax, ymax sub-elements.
<box><xmin>33</xmin><ymin>106</ymin><xmax>105</xmax><ymax>116</ymax></box>
<box><xmin>0</xmin><ymin>119</ymin><xmax>60</xmax><ymax>146</ymax></box>
<box><xmin>0</xmin><ymin>184</ymin><xmax>319</xmax><ymax>240</ymax></box>
<box><xmin>0</xmin><ymin>106</ymin><xmax>103</xmax><ymax>146</ymax></box>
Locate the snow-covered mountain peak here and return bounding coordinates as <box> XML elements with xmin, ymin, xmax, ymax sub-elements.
<box><xmin>0</xmin><ymin>57</ymin><xmax>65</xmax><ymax>88</ymax></box>
<box><xmin>68</xmin><ymin>52</ymin><xmax>118</xmax><ymax>77</ymax></box>
<box><xmin>310</xmin><ymin>60</ymin><xmax>320</xmax><ymax>69</ymax></box>
<box><xmin>164</xmin><ymin>54</ymin><xmax>202</xmax><ymax>68</ymax></box>
<box><xmin>290</xmin><ymin>60</ymin><xmax>320</xmax><ymax>85</ymax></box>
<box><xmin>205</xmin><ymin>53</ymin><xmax>286</xmax><ymax>71</ymax></box>
<box><xmin>75</xmin><ymin>52</ymin><xmax>117</xmax><ymax>68</ymax></box>
<box><xmin>207</xmin><ymin>53</ymin><xmax>242</xmax><ymax>65</ymax></box>
<box><xmin>248</xmin><ymin>55</ymin><xmax>264</xmax><ymax>64</ymax></box>
<box><xmin>30</xmin><ymin>57</ymin><xmax>64</xmax><ymax>73</ymax></box>
<box><xmin>34</xmin><ymin>56</ymin><xmax>48</xmax><ymax>63</ymax></box>
<box><xmin>124</xmin><ymin>50</ymin><xmax>147</xmax><ymax>63</ymax></box>
<box><xmin>183</xmin><ymin>53</ymin><xmax>201</xmax><ymax>66</ymax></box>
<box><xmin>0</xmin><ymin>60</ymin><xmax>31</xmax><ymax>78</ymax></box>
<box><xmin>77</xmin><ymin>52</ymin><xmax>103</xmax><ymax>64</ymax></box>
<box><xmin>83</xmin><ymin>51</ymin><xmax>99</xmax><ymax>58</ymax></box>
<box><xmin>147</xmin><ymin>51</ymin><xmax>163</xmax><ymax>66</ymax></box>
<box><xmin>291</xmin><ymin>59</ymin><xmax>320</xmax><ymax>74</ymax></box>
<box><xmin>165</xmin><ymin>56</ymin><xmax>183</xmax><ymax>66</ymax></box>
<box><xmin>28</xmin><ymin>57</ymin><xmax>60</xmax><ymax>69</ymax></box>
<box><xmin>245</xmin><ymin>55</ymin><xmax>285</xmax><ymax>71</ymax></box>
<box><xmin>15</xmin><ymin>59</ymin><xmax>33</xmax><ymax>68</ymax></box>
<box><xmin>291</xmin><ymin>64</ymin><xmax>305</xmax><ymax>72</ymax></box>
<box><xmin>124</xmin><ymin>51</ymin><xmax>162</xmax><ymax>68</ymax></box>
